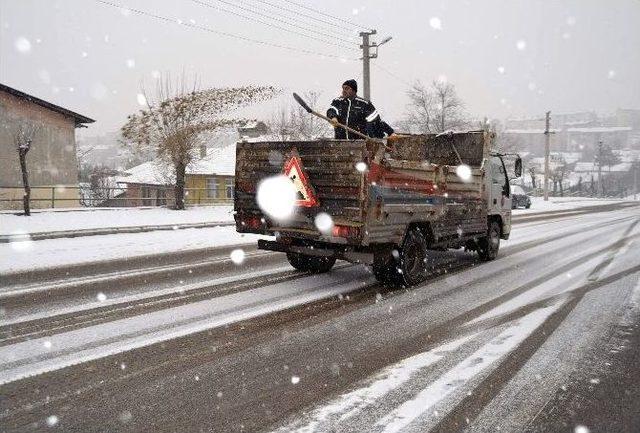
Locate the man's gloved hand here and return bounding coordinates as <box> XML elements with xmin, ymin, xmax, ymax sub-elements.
<box><xmin>387</xmin><ymin>133</ymin><xmax>400</xmax><ymax>142</ymax></box>
<box><xmin>329</xmin><ymin>117</ymin><xmax>339</xmax><ymax>127</ymax></box>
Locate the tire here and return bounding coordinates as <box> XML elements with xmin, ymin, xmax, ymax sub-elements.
<box><xmin>372</xmin><ymin>228</ymin><xmax>429</xmax><ymax>287</ymax></box>
<box><xmin>478</xmin><ymin>220</ymin><xmax>501</xmax><ymax>261</ymax></box>
<box><xmin>525</xmin><ymin>202</ymin><xmax>531</xmax><ymax>209</ymax></box>
<box><xmin>286</xmin><ymin>252</ymin><xmax>336</xmax><ymax>273</ymax></box>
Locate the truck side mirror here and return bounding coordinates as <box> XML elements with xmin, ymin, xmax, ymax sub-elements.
<box><xmin>514</xmin><ymin>156</ymin><xmax>523</xmax><ymax>178</ymax></box>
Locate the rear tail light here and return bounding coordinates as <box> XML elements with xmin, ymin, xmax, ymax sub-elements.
<box><xmin>332</xmin><ymin>225</ymin><xmax>360</xmax><ymax>239</ymax></box>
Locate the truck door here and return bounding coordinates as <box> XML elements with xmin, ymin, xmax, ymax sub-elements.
<box><xmin>488</xmin><ymin>156</ymin><xmax>512</xmax><ymax>236</ymax></box>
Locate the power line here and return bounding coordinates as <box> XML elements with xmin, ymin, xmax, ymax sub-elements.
<box><xmin>191</xmin><ymin>0</ymin><xmax>357</xmax><ymax>51</ymax></box>
<box><xmin>373</xmin><ymin>63</ymin><xmax>413</xmax><ymax>88</ymax></box>
<box><xmin>250</xmin><ymin>0</ymin><xmax>359</xmax><ymax>36</ymax></box>
<box><xmin>93</xmin><ymin>0</ymin><xmax>358</xmax><ymax>61</ymax></box>
<box><xmin>280</xmin><ymin>0</ymin><xmax>372</xmax><ymax>32</ymax></box>
<box><xmin>210</xmin><ymin>0</ymin><xmax>359</xmax><ymax>43</ymax></box>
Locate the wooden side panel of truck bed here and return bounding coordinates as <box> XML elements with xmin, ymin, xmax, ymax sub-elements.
<box><xmin>235</xmin><ymin>140</ymin><xmax>369</xmax><ymax>230</ymax></box>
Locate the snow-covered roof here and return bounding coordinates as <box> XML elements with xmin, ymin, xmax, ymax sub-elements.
<box><xmin>189</xmin><ymin>142</ymin><xmax>236</xmax><ymax>176</ymax></box>
<box><xmin>567</xmin><ymin>126</ymin><xmax>632</xmax><ymax>133</ymax></box>
<box><xmin>116</xmin><ymin>142</ymin><xmax>237</xmax><ymax>185</ymax></box>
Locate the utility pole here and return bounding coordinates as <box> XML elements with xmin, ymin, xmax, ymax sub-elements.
<box><xmin>360</xmin><ymin>30</ymin><xmax>375</xmax><ymax>100</ymax></box>
<box><xmin>543</xmin><ymin>111</ymin><xmax>551</xmax><ymax>201</ymax></box>
<box><xmin>597</xmin><ymin>140</ymin><xmax>603</xmax><ymax>198</ymax></box>
<box><xmin>359</xmin><ymin>31</ymin><xmax>392</xmax><ymax>101</ymax></box>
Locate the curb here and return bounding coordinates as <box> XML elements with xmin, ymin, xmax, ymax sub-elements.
<box><xmin>0</xmin><ymin>221</ymin><xmax>235</xmax><ymax>243</ymax></box>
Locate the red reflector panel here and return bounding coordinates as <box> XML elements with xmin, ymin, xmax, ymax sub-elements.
<box><xmin>332</xmin><ymin>225</ymin><xmax>359</xmax><ymax>239</ymax></box>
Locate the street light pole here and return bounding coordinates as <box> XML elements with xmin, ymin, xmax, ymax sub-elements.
<box><xmin>359</xmin><ymin>31</ymin><xmax>392</xmax><ymax>100</ymax></box>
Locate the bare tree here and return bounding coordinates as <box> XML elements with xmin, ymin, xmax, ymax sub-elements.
<box><xmin>267</xmin><ymin>91</ymin><xmax>331</xmax><ymax>140</ymax></box>
<box><xmin>13</xmin><ymin>122</ymin><xmax>40</xmax><ymax>216</ymax></box>
<box><xmin>122</xmin><ymin>76</ymin><xmax>278</xmax><ymax>209</ymax></box>
<box><xmin>404</xmin><ymin>80</ymin><xmax>467</xmax><ymax>134</ymax></box>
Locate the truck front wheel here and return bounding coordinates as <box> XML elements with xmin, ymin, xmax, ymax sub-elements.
<box><xmin>478</xmin><ymin>220</ymin><xmax>501</xmax><ymax>261</ymax></box>
<box><xmin>286</xmin><ymin>252</ymin><xmax>336</xmax><ymax>273</ymax></box>
<box><xmin>373</xmin><ymin>228</ymin><xmax>429</xmax><ymax>287</ymax></box>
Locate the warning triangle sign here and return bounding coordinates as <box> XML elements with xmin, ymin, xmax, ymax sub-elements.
<box><xmin>283</xmin><ymin>154</ymin><xmax>319</xmax><ymax>207</ymax></box>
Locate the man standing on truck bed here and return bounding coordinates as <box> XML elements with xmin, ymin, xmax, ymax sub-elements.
<box><xmin>327</xmin><ymin>79</ymin><xmax>395</xmax><ymax>139</ymax></box>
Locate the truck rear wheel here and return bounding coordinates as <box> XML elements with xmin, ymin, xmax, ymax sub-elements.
<box><xmin>286</xmin><ymin>252</ymin><xmax>336</xmax><ymax>273</ymax></box>
<box><xmin>373</xmin><ymin>228</ymin><xmax>429</xmax><ymax>287</ymax></box>
<box><xmin>478</xmin><ymin>220</ymin><xmax>501</xmax><ymax>261</ymax></box>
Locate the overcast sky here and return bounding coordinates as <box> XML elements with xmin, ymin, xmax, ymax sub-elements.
<box><xmin>1</xmin><ymin>0</ymin><xmax>639</xmax><ymax>137</ymax></box>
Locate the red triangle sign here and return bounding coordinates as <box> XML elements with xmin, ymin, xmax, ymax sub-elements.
<box><xmin>283</xmin><ymin>155</ymin><xmax>319</xmax><ymax>207</ymax></box>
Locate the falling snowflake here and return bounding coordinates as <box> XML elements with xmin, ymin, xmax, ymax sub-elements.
<box><xmin>38</xmin><ymin>70</ymin><xmax>51</xmax><ymax>84</ymax></box>
<box><xmin>528</xmin><ymin>82</ymin><xmax>537</xmax><ymax>91</ymax></box>
<box><xmin>497</xmin><ymin>66</ymin><xmax>505</xmax><ymax>74</ymax></box>
<box><xmin>151</xmin><ymin>70</ymin><xmax>161</xmax><ymax>79</ymax></box>
<box><xmin>126</xmin><ymin>58</ymin><xmax>136</xmax><ymax>69</ymax></box>
<box><xmin>15</xmin><ymin>37</ymin><xmax>31</xmax><ymax>53</ymax></box>
<box><xmin>355</xmin><ymin>162</ymin><xmax>368</xmax><ymax>172</ymax></box>
<box><xmin>314</xmin><ymin>212</ymin><xmax>334</xmax><ymax>235</ymax></box>
<box><xmin>256</xmin><ymin>175</ymin><xmax>296</xmax><ymax>221</ymax></box>
<box><xmin>352</xmin><ymin>8</ymin><xmax>359</xmax><ymax>15</ymax></box>
<box><xmin>429</xmin><ymin>17</ymin><xmax>442</xmax><ymax>30</ymax></box>
<box><xmin>516</xmin><ymin>40</ymin><xmax>527</xmax><ymax>51</ymax></box>
<box><xmin>566</xmin><ymin>16</ymin><xmax>577</xmax><ymax>26</ymax></box>
<box><xmin>291</xmin><ymin>376</ymin><xmax>300</xmax><ymax>384</ymax></box>
<box><xmin>574</xmin><ymin>426</ymin><xmax>590</xmax><ymax>433</ymax></box>
<box><xmin>230</xmin><ymin>249</ymin><xmax>245</xmax><ymax>265</ymax></box>
<box><xmin>607</xmin><ymin>70</ymin><xmax>616</xmax><ymax>79</ymax></box>
<box><xmin>46</xmin><ymin>415</ymin><xmax>59</xmax><ymax>427</ymax></box>
<box><xmin>456</xmin><ymin>164</ymin><xmax>472</xmax><ymax>182</ymax></box>
<box><xmin>118</xmin><ymin>410</ymin><xmax>133</xmax><ymax>424</ymax></box>
<box><xmin>562</xmin><ymin>32</ymin><xmax>571</xmax><ymax>40</ymax></box>
<box><xmin>43</xmin><ymin>340</ymin><xmax>52</xmax><ymax>349</ymax></box>
<box><xmin>97</xmin><ymin>292</ymin><xmax>107</xmax><ymax>302</ymax></box>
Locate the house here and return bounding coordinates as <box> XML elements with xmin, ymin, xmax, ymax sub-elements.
<box><xmin>116</xmin><ymin>142</ymin><xmax>237</xmax><ymax>207</ymax></box>
<box><xmin>0</xmin><ymin>83</ymin><xmax>94</xmax><ymax>209</ymax></box>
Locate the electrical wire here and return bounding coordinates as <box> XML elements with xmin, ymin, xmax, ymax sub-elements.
<box><xmin>373</xmin><ymin>63</ymin><xmax>414</xmax><ymax>88</ymax></box>
<box><xmin>249</xmin><ymin>0</ymin><xmax>359</xmax><ymax>37</ymax></box>
<box><xmin>191</xmin><ymin>0</ymin><xmax>357</xmax><ymax>51</ymax></box>
<box><xmin>203</xmin><ymin>0</ymin><xmax>359</xmax><ymax>43</ymax></box>
<box><xmin>279</xmin><ymin>0</ymin><xmax>372</xmax><ymax>32</ymax></box>
<box><xmin>93</xmin><ymin>0</ymin><xmax>358</xmax><ymax>61</ymax></box>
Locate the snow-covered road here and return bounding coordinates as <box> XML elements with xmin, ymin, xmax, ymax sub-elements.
<box><xmin>1</xmin><ymin>203</ymin><xmax>639</xmax><ymax>433</ymax></box>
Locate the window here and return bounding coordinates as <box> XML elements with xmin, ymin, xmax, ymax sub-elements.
<box><xmin>225</xmin><ymin>178</ymin><xmax>234</xmax><ymax>199</ymax></box>
<box><xmin>207</xmin><ymin>178</ymin><xmax>218</xmax><ymax>198</ymax></box>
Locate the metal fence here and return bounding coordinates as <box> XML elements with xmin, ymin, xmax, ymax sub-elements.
<box><xmin>0</xmin><ymin>185</ymin><xmax>234</xmax><ymax>209</ymax></box>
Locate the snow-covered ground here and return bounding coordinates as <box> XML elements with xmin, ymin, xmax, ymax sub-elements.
<box><xmin>0</xmin><ymin>206</ymin><xmax>234</xmax><ymax>236</ymax></box>
<box><xmin>0</xmin><ymin>226</ymin><xmax>264</xmax><ymax>274</ymax></box>
<box><xmin>512</xmin><ymin>196</ymin><xmax>635</xmax><ymax>215</ymax></box>
<box><xmin>1</xmin><ymin>197</ymin><xmax>635</xmax><ymax>274</ymax></box>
